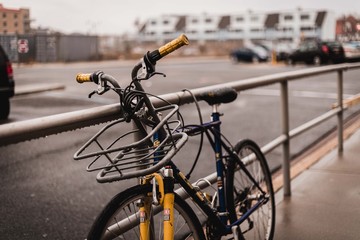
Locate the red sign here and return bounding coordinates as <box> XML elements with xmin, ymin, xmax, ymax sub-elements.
<box><xmin>17</xmin><ymin>39</ymin><xmax>29</xmax><ymax>53</ymax></box>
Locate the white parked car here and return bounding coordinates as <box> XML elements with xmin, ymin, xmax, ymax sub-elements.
<box><xmin>342</xmin><ymin>41</ymin><xmax>360</xmax><ymax>61</ymax></box>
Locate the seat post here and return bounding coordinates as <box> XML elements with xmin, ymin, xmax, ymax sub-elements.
<box><xmin>212</xmin><ymin>104</ymin><xmax>220</xmax><ymax>114</ymax></box>
<box><xmin>211</xmin><ymin>103</ymin><xmax>227</xmax><ymax>224</ymax></box>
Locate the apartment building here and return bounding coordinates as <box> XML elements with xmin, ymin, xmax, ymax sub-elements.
<box><xmin>0</xmin><ymin>4</ymin><xmax>31</xmax><ymax>34</ymax></box>
<box><xmin>138</xmin><ymin>9</ymin><xmax>336</xmax><ymax>44</ymax></box>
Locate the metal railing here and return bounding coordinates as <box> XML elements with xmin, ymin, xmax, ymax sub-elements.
<box><xmin>1</xmin><ymin>62</ymin><xmax>360</xmax><ymax>196</ymax></box>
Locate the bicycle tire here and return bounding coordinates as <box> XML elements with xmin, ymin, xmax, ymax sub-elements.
<box><xmin>226</xmin><ymin>139</ymin><xmax>275</xmax><ymax>240</ymax></box>
<box><xmin>87</xmin><ymin>184</ymin><xmax>206</xmax><ymax>240</ymax></box>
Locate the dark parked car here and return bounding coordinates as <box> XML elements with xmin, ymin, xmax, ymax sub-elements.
<box><xmin>230</xmin><ymin>46</ymin><xmax>269</xmax><ymax>63</ymax></box>
<box><xmin>0</xmin><ymin>45</ymin><xmax>14</xmax><ymax>120</ymax></box>
<box><xmin>286</xmin><ymin>40</ymin><xmax>345</xmax><ymax>65</ymax></box>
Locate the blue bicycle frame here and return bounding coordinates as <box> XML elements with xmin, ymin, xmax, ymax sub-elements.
<box><xmin>167</xmin><ymin>104</ymin><xmax>269</xmax><ymax>236</ymax></box>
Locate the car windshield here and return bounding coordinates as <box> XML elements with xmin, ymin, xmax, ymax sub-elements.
<box><xmin>325</xmin><ymin>41</ymin><xmax>341</xmax><ymax>47</ymax></box>
<box><xmin>252</xmin><ymin>46</ymin><xmax>268</xmax><ymax>58</ymax></box>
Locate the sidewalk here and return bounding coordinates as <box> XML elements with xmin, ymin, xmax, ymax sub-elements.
<box><xmin>274</xmin><ymin>125</ymin><xmax>360</xmax><ymax>239</ymax></box>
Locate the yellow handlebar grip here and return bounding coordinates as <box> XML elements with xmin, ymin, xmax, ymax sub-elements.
<box><xmin>158</xmin><ymin>34</ymin><xmax>189</xmax><ymax>58</ymax></box>
<box><xmin>76</xmin><ymin>73</ymin><xmax>92</xmax><ymax>83</ymax></box>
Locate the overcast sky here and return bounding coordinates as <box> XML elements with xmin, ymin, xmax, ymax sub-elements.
<box><xmin>2</xmin><ymin>0</ymin><xmax>359</xmax><ymax>35</ymax></box>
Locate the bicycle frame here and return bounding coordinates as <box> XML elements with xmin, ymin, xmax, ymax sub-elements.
<box><xmin>127</xmin><ymin>103</ymin><xmax>270</xmax><ymax>238</ymax></box>
<box><xmin>91</xmin><ymin>109</ymin><xmax>270</xmax><ymax>239</ymax></box>
<box><xmin>169</xmin><ymin>104</ymin><xmax>270</xmax><ymax>236</ymax></box>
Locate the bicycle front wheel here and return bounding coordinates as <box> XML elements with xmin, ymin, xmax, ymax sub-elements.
<box><xmin>226</xmin><ymin>139</ymin><xmax>275</xmax><ymax>240</ymax></box>
<box><xmin>88</xmin><ymin>184</ymin><xmax>205</xmax><ymax>240</ymax></box>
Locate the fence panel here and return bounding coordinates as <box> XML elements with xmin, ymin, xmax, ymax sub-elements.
<box><xmin>58</xmin><ymin>35</ymin><xmax>99</xmax><ymax>62</ymax></box>
<box><xmin>36</xmin><ymin>34</ymin><xmax>58</xmax><ymax>62</ymax></box>
<box><xmin>0</xmin><ymin>33</ymin><xmax>99</xmax><ymax>63</ymax></box>
<box><xmin>0</xmin><ymin>35</ymin><xmax>18</xmax><ymax>62</ymax></box>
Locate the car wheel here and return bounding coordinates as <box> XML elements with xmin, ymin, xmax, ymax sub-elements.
<box><xmin>252</xmin><ymin>56</ymin><xmax>259</xmax><ymax>64</ymax></box>
<box><xmin>286</xmin><ymin>58</ymin><xmax>294</xmax><ymax>66</ymax></box>
<box><xmin>0</xmin><ymin>98</ymin><xmax>10</xmax><ymax>120</ymax></box>
<box><xmin>313</xmin><ymin>56</ymin><xmax>321</xmax><ymax>66</ymax></box>
<box><xmin>230</xmin><ymin>55</ymin><xmax>239</xmax><ymax>64</ymax></box>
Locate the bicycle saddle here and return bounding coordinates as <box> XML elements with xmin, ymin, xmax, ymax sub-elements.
<box><xmin>198</xmin><ymin>87</ymin><xmax>237</xmax><ymax>105</ymax></box>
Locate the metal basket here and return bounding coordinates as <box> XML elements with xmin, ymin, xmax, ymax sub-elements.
<box><xmin>74</xmin><ymin>104</ymin><xmax>187</xmax><ymax>183</ymax></box>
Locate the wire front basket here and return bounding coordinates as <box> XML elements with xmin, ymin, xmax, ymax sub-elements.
<box><xmin>74</xmin><ymin>104</ymin><xmax>187</xmax><ymax>183</ymax></box>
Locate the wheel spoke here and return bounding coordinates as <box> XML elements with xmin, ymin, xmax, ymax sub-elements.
<box><xmin>226</xmin><ymin>140</ymin><xmax>275</xmax><ymax>240</ymax></box>
<box><xmin>88</xmin><ymin>185</ymin><xmax>205</xmax><ymax>239</ymax></box>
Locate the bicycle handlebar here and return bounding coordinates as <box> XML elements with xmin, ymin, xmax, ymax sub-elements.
<box><xmin>76</xmin><ymin>73</ymin><xmax>93</xmax><ymax>83</ymax></box>
<box><xmin>76</xmin><ymin>34</ymin><xmax>189</xmax><ymax>86</ymax></box>
<box><xmin>147</xmin><ymin>34</ymin><xmax>189</xmax><ymax>64</ymax></box>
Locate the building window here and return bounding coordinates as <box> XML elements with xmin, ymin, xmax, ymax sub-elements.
<box><xmin>163</xmin><ymin>20</ymin><xmax>169</xmax><ymax>25</ymax></box>
<box><xmin>191</xmin><ymin>18</ymin><xmax>198</xmax><ymax>24</ymax></box>
<box><xmin>205</xmin><ymin>30</ymin><xmax>215</xmax><ymax>33</ymax></box>
<box><xmin>250</xmin><ymin>28</ymin><xmax>262</xmax><ymax>32</ymax></box>
<box><xmin>236</xmin><ymin>17</ymin><xmax>244</xmax><ymax>22</ymax></box>
<box><xmin>282</xmin><ymin>27</ymin><xmax>293</xmax><ymax>32</ymax></box>
<box><xmin>3</xmin><ymin>21</ymin><xmax>7</xmax><ymax>27</ymax></box>
<box><xmin>205</xmin><ymin>18</ymin><xmax>212</xmax><ymax>23</ymax></box>
<box><xmin>3</xmin><ymin>13</ymin><xmax>6</xmax><ymax>18</ymax></box>
<box><xmin>150</xmin><ymin>20</ymin><xmax>157</xmax><ymax>25</ymax></box>
<box><xmin>250</xmin><ymin>16</ymin><xmax>259</xmax><ymax>22</ymax></box>
<box><xmin>187</xmin><ymin>30</ymin><xmax>197</xmax><ymax>34</ymax></box>
<box><xmin>284</xmin><ymin>15</ymin><xmax>293</xmax><ymax>21</ymax></box>
<box><xmin>14</xmin><ymin>14</ymin><xmax>18</xmax><ymax>19</ymax></box>
<box><xmin>14</xmin><ymin>22</ymin><xmax>18</xmax><ymax>27</ymax></box>
<box><xmin>232</xmin><ymin>29</ymin><xmax>243</xmax><ymax>32</ymax></box>
<box><xmin>300</xmin><ymin>26</ymin><xmax>313</xmax><ymax>31</ymax></box>
<box><xmin>301</xmin><ymin>15</ymin><xmax>309</xmax><ymax>20</ymax></box>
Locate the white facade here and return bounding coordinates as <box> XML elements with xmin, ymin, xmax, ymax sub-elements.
<box><xmin>138</xmin><ymin>9</ymin><xmax>336</xmax><ymax>44</ymax></box>
<box><xmin>320</xmin><ymin>11</ymin><xmax>336</xmax><ymax>40</ymax></box>
<box><xmin>186</xmin><ymin>14</ymin><xmax>222</xmax><ymax>41</ymax></box>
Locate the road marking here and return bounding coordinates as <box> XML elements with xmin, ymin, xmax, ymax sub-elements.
<box><xmin>244</xmin><ymin>88</ymin><xmax>353</xmax><ymax>99</ymax></box>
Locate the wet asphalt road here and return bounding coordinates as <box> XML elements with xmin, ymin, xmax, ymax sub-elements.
<box><xmin>1</xmin><ymin>58</ymin><xmax>360</xmax><ymax>239</ymax></box>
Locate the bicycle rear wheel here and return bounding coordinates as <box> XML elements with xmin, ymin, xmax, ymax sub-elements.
<box><xmin>88</xmin><ymin>184</ymin><xmax>205</xmax><ymax>240</ymax></box>
<box><xmin>226</xmin><ymin>139</ymin><xmax>275</xmax><ymax>240</ymax></box>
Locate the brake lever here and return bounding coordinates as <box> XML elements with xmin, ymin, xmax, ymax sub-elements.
<box><xmin>136</xmin><ymin>52</ymin><xmax>166</xmax><ymax>80</ymax></box>
<box><xmin>136</xmin><ymin>71</ymin><xmax>167</xmax><ymax>81</ymax></box>
<box><xmin>88</xmin><ymin>90</ymin><xmax>96</xmax><ymax>98</ymax></box>
<box><xmin>88</xmin><ymin>83</ymin><xmax>111</xmax><ymax>98</ymax></box>
<box><xmin>147</xmin><ymin>71</ymin><xmax>167</xmax><ymax>79</ymax></box>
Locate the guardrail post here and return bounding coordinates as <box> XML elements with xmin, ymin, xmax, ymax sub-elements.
<box><xmin>281</xmin><ymin>81</ymin><xmax>291</xmax><ymax>197</ymax></box>
<box><xmin>337</xmin><ymin>70</ymin><xmax>344</xmax><ymax>153</ymax></box>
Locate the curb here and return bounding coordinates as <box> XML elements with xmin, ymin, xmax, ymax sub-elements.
<box><xmin>14</xmin><ymin>83</ymin><xmax>65</xmax><ymax>96</ymax></box>
<box><xmin>272</xmin><ymin>113</ymin><xmax>360</xmax><ymax>193</ymax></box>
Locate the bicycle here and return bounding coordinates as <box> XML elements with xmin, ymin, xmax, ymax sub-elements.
<box><xmin>74</xmin><ymin>34</ymin><xmax>275</xmax><ymax>240</ymax></box>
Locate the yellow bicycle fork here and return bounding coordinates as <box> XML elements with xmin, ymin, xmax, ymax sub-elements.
<box><xmin>139</xmin><ymin>196</ymin><xmax>153</xmax><ymax>240</ymax></box>
<box><xmin>139</xmin><ymin>169</ymin><xmax>175</xmax><ymax>240</ymax></box>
